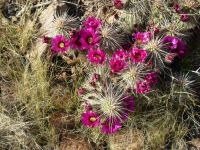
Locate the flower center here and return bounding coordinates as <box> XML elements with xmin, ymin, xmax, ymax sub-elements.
<box><xmin>94</xmin><ymin>53</ymin><xmax>101</xmax><ymax>60</ymax></box>
<box><xmin>136</xmin><ymin>39</ymin><xmax>143</xmax><ymax>45</ymax></box>
<box><xmin>134</xmin><ymin>53</ymin><xmax>141</xmax><ymax>59</ymax></box>
<box><xmin>87</xmin><ymin>37</ymin><xmax>93</xmax><ymax>44</ymax></box>
<box><xmin>90</xmin><ymin>117</ymin><xmax>97</xmax><ymax>122</ymax></box>
<box><xmin>59</xmin><ymin>42</ymin><xmax>65</xmax><ymax>48</ymax></box>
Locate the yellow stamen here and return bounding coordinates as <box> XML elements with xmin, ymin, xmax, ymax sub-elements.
<box><xmin>90</xmin><ymin>117</ymin><xmax>96</xmax><ymax>122</ymax></box>
<box><xmin>59</xmin><ymin>42</ymin><xmax>65</xmax><ymax>48</ymax></box>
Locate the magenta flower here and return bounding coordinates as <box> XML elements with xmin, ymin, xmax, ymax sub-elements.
<box><xmin>78</xmin><ymin>88</ymin><xmax>85</xmax><ymax>95</ymax></box>
<box><xmin>162</xmin><ymin>36</ymin><xmax>188</xmax><ymax>59</ymax></box>
<box><xmin>87</xmin><ymin>49</ymin><xmax>107</xmax><ymax>65</ymax></box>
<box><xmin>112</xmin><ymin>49</ymin><xmax>128</xmax><ymax>60</ymax></box>
<box><xmin>41</xmin><ymin>35</ymin><xmax>51</xmax><ymax>44</ymax></box>
<box><xmin>165</xmin><ymin>53</ymin><xmax>178</xmax><ymax>63</ymax></box>
<box><xmin>130</xmin><ymin>47</ymin><xmax>147</xmax><ymax>63</ymax></box>
<box><xmin>114</xmin><ymin>0</ymin><xmax>124</xmax><ymax>9</ymax></box>
<box><xmin>79</xmin><ymin>29</ymin><xmax>100</xmax><ymax>49</ymax></box>
<box><xmin>92</xmin><ymin>73</ymin><xmax>101</xmax><ymax>82</ymax></box>
<box><xmin>125</xmin><ymin>88</ymin><xmax>132</xmax><ymax>93</ymax></box>
<box><xmin>177</xmin><ymin>42</ymin><xmax>188</xmax><ymax>59</ymax></box>
<box><xmin>89</xmin><ymin>80</ymin><xmax>96</xmax><ymax>87</ymax></box>
<box><xmin>132</xmin><ymin>31</ymin><xmax>151</xmax><ymax>45</ymax></box>
<box><xmin>180</xmin><ymin>12</ymin><xmax>189</xmax><ymax>22</ymax></box>
<box><xmin>85</xmin><ymin>102</ymin><xmax>91</xmax><ymax>111</ymax></box>
<box><xmin>136</xmin><ymin>81</ymin><xmax>150</xmax><ymax>94</ymax></box>
<box><xmin>51</xmin><ymin>35</ymin><xmax>70</xmax><ymax>53</ymax></box>
<box><xmin>174</xmin><ymin>3</ymin><xmax>181</xmax><ymax>13</ymax></box>
<box><xmin>146</xmin><ymin>72</ymin><xmax>158</xmax><ymax>85</ymax></box>
<box><xmin>163</xmin><ymin>36</ymin><xmax>179</xmax><ymax>50</ymax></box>
<box><xmin>81</xmin><ymin>111</ymin><xmax>100</xmax><ymax>128</ymax></box>
<box><xmin>83</xmin><ymin>16</ymin><xmax>102</xmax><ymax>30</ymax></box>
<box><xmin>70</xmin><ymin>31</ymin><xmax>84</xmax><ymax>50</ymax></box>
<box><xmin>109</xmin><ymin>58</ymin><xmax>127</xmax><ymax>73</ymax></box>
<box><xmin>122</xmin><ymin>96</ymin><xmax>135</xmax><ymax>114</ymax></box>
<box><xmin>101</xmin><ymin>118</ymin><xmax>121</xmax><ymax>134</ymax></box>
<box><xmin>50</xmin><ymin>49</ymin><xmax>56</xmax><ymax>55</ymax></box>
<box><xmin>121</xmin><ymin>113</ymin><xmax>129</xmax><ymax>122</ymax></box>
<box><xmin>153</xmin><ymin>27</ymin><xmax>160</xmax><ymax>37</ymax></box>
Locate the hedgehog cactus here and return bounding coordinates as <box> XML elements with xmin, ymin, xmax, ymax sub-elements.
<box><xmin>119</xmin><ymin>0</ymin><xmax>150</xmax><ymax>33</ymax></box>
<box><xmin>47</xmin><ymin>12</ymin><xmax>78</xmax><ymax>38</ymax></box>
<box><xmin>98</xmin><ymin>24</ymin><xmax>125</xmax><ymax>52</ymax></box>
<box><xmin>169</xmin><ymin>71</ymin><xmax>198</xmax><ymax>104</ymax></box>
<box><xmin>78</xmin><ymin>64</ymin><xmax>136</xmax><ymax>134</ymax></box>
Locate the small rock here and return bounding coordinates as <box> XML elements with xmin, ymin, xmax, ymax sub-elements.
<box><xmin>189</xmin><ymin>138</ymin><xmax>200</xmax><ymax>150</ymax></box>
<box><xmin>50</xmin><ymin>84</ymin><xmax>73</xmax><ymax>111</ymax></box>
<box><xmin>108</xmin><ymin>128</ymin><xmax>144</xmax><ymax>150</ymax></box>
<box><xmin>50</xmin><ymin>112</ymin><xmax>75</xmax><ymax>132</ymax></box>
<box><xmin>190</xmin><ymin>146</ymin><xmax>198</xmax><ymax>150</ymax></box>
<box><xmin>59</xmin><ymin>133</ymin><xmax>93</xmax><ymax>150</ymax></box>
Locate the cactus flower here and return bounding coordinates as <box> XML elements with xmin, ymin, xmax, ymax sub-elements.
<box><xmin>102</xmin><ymin>118</ymin><xmax>121</xmax><ymax>134</ymax></box>
<box><xmin>81</xmin><ymin>111</ymin><xmax>100</xmax><ymax>128</ymax></box>
<box><xmin>87</xmin><ymin>48</ymin><xmax>107</xmax><ymax>65</ymax></box>
<box><xmin>130</xmin><ymin>47</ymin><xmax>147</xmax><ymax>63</ymax></box>
<box><xmin>51</xmin><ymin>35</ymin><xmax>70</xmax><ymax>53</ymax></box>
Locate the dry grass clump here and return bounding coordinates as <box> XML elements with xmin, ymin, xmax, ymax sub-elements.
<box><xmin>0</xmin><ymin>111</ymin><xmax>40</xmax><ymax>150</ymax></box>
<box><xmin>0</xmin><ymin>1</ymin><xmax>87</xmax><ymax>149</ymax></box>
<box><xmin>118</xmin><ymin>0</ymin><xmax>151</xmax><ymax>33</ymax></box>
<box><xmin>144</xmin><ymin>111</ymin><xmax>188</xmax><ymax>149</ymax></box>
<box><xmin>0</xmin><ymin>1</ymin><xmax>60</xmax><ymax>149</ymax></box>
<box><xmin>16</xmin><ymin>57</ymin><xmax>60</xmax><ymax>149</ymax></box>
<box><xmin>0</xmin><ymin>1</ymin><xmax>42</xmax><ymax>82</ymax></box>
